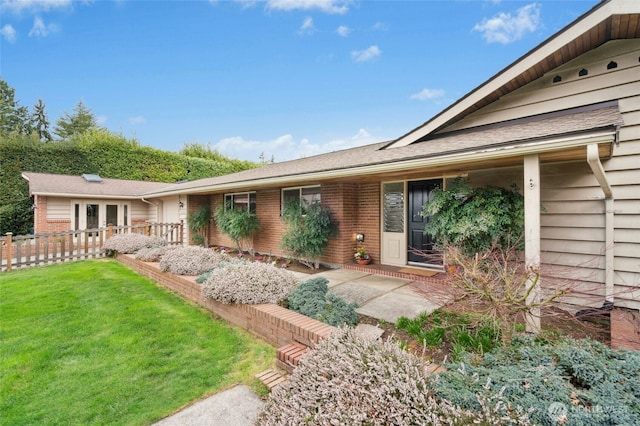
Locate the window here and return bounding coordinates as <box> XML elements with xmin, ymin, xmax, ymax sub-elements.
<box><xmin>281</xmin><ymin>186</ymin><xmax>321</xmax><ymax>213</ymax></box>
<box><xmin>224</xmin><ymin>192</ymin><xmax>256</xmax><ymax>213</ymax></box>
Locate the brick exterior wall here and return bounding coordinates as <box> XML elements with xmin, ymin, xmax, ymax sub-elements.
<box><xmin>611</xmin><ymin>308</ymin><xmax>640</xmax><ymax>351</ymax></box>
<box><xmin>33</xmin><ymin>195</ymin><xmax>72</xmax><ymax>234</ymax></box>
<box><xmin>116</xmin><ymin>254</ymin><xmax>335</xmax><ymax>348</ymax></box>
<box><xmin>197</xmin><ymin>182</ymin><xmax>382</xmax><ymax>266</ymax></box>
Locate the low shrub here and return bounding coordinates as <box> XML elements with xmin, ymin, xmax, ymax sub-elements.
<box><xmin>134</xmin><ymin>246</ymin><xmax>173</xmax><ymax>262</ymax></box>
<box><xmin>396</xmin><ymin>309</ymin><xmax>501</xmax><ymax>359</ymax></box>
<box><xmin>431</xmin><ymin>336</ymin><xmax>640</xmax><ymax>425</ymax></box>
<box><xmin>201</xmin><ymin>262</ymin><xmax>297</xmax><ymax>305</ymax></box>
<box><xmin>194</xmin><ymin>259</ymin><xmax>248</xmax><ymax>284</ymax></box>
<box><xmin>256</xmin><ymin>327</ymin><xmax>531</xmax><ymax>425</ymax></box>
<box><xmin>288</xmin><ymin>277</ymin><xmax>358</xmax><ymax>327</ymax></box>
<box><xmin>103</xmin><ymin>233</ymin><xmax>166</xmax><ymax>256</ymax></box>
<box><xmin>159</xmin><ymin>246</ymin><xmax>229</xmax><ymax>275</ymax></box>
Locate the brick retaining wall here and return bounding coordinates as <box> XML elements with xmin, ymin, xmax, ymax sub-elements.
<box><xmin>116</xmin><ymin>254</ymin><xmax>335</xmax><ymax>348</ymax></box>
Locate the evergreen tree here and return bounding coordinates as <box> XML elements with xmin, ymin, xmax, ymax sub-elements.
<box><xmin>0</xmin><ymin>78</ymin><xmax>32</xmax><ymax>136</ymax></box>
<box><xmin>54</xmin><ymin>100</ymin><xmax>98</xmax><ymax>139</ymax></box>
<box><xmin>32</xmin><ymin>98</ymin><xmax>53</xmax><ymax>142</ymax></box>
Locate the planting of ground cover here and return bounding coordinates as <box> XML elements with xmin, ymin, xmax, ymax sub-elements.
<box><xmin>0</xmin><ymin>260</ymin><xmax>274</xmax><ymax>426</ymax></box>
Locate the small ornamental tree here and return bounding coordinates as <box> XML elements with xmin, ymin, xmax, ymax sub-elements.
<box><xmin>214</xmin><ymin>203</ymin><xmax>259</xmax><ymax>253</ymax></box>
<box><xmin>422</xmin><ymin>177</ymin><xmax>524</xmax><ymax>256</ymax></box>
<box><xmin>280</xmin><ymin>201</ymin><xmax>337</xmax><ymax>269</ymax></box>
<box><xmin>188</xmin><ymin>204</ymin><xmax>211</xmax><ymax>247</ymax></box>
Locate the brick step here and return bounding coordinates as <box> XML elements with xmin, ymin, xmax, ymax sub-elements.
<box><xmin>276</xmin><ymin>342</ymin><xmax>310</xmax><ymax>374</ymax></box>
<box><xmin>255</xmin><ymin>368</ymin><xmax>287</xmax><ymax>390</ymax></box>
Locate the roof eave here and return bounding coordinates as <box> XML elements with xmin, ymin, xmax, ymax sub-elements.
<box><xmin>387</xmin><ymin>0</ymin><xmax>632</xmax><ymax>149</ymax></box>
<box><xmin>144</xmin><ymin>129</ymin><xmax>616</xmax><ymax>198</ymax></box>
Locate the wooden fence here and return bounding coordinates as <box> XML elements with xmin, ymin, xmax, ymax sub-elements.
<box><xmin>1</xmin><ymin>222</ymin><xmax>183</xmax><ymax>272</ymax></box>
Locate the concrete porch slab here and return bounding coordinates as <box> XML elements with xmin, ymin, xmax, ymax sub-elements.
<box><xmin>329</xmin><ymin>282</ymin><xmax>387</xmax><ymax>306</ymax></box>
<box><xmin>315</xmin><ymin>269</ymin><xmax>370</xmax><ymax>288</ymax></box>
<box><xmin>356</xmin><ymin>291</ymin><xmax>442</xmax><ymax>324</ymax></box>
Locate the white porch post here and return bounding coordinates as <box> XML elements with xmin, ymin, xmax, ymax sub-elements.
<box><xmin>524</xmin><ymin>154</ymin><xmax>541</xmax><ymax>334</ymax></box>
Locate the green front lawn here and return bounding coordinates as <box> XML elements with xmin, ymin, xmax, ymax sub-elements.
<box><xmin>0</xmin><ymin>260</ymin><xmax>274</xmax><ymax>425</ymax></box>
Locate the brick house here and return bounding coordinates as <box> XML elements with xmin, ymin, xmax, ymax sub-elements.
<box><xmin>22</xmin><ymin>172</ymin><xmax>183</xmax><ymax>234</ymax></box>
<box><xmin>22</xmin><ymin>1</ymin><xmax>640</xmax><ymax>347</ymax></box>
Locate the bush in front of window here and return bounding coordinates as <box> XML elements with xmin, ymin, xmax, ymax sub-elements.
<box><xmin>213</xmin><ymin>204</ymin><xmax>260</xmax><ymax>253</ymax></box>
<box><xmin>280</xmin><ymin>201</ymin><xmax>337</xmax><ymax>269</ymax></box>
<box><xmin>103</xmin><ymin>233</ymin><xmax>166</xmax><ymax>256</ymax></box>
<box><xmin>201</xmin><ymin>261</ymin><xmax>298</xmax><ymax>305</ymax></box>
<box><xmin>159</xmin><ymin>245</ymin><xmax>230</xmax><ymax>275</ymax></box>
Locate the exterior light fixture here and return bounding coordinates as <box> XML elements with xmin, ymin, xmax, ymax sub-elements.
<box><xmin>356</xmin><ymin>233</ymin><xmax>365</xmax><ymax>243</ymax></box>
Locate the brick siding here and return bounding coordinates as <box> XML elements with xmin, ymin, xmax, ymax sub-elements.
<box><xmin>116</xmin><ymin>254</ymin><xmax>335</xmax><ymax>348</ymax></box>
<box><xmin>611</xmin><ymin>308</ymin><xmax>640</xmax><ymax>351</ymax></box>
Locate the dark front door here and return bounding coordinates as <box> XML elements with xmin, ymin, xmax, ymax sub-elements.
<box><xmin>408</xmin><ymin>180</ymin><xmax>441</xmax><ymax>265</ymax></box>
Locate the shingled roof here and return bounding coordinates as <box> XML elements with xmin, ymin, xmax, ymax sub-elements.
<box><xmin>22</xmin><ymin>172</ymin><xmax>173</xmax><ymax>199</ymax></box>
<box><xmin>144</xmin><ymin>102</ymin><xmax>622</xmax><ymax>197</ymax></box>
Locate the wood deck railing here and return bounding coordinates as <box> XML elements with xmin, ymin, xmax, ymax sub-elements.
<box><xmin>1</xmin><ymin>222</ymin><xmax>183</xmax><ymax>271</ymax></box>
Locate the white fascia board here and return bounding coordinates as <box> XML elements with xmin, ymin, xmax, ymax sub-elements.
<box><xmin>390</xmin><ymin>1</ymin><xmax>628</xmax><ymax>149</ymax></box>
<box><xmin>145</xmin><ymin>130</ymin><xmax>615</xmax><ymax>198</ymax></box>
<box><xmin>29</xmin><ymin>192</ymin><xmax>142</xmax><ymax>200</ymax></box>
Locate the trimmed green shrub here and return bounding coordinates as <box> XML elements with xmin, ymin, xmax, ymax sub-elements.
<box><xmin>159</xmin><ymin>245</ymin><xmax>229</xmax><ymax>275</ymax></box>
<box><xmin>288</xmin><ymin>277</ymin><xmax>358</xmax><ymax>327</ymax></box>
<box><xmin>103</xmin><ymin>233</ymin><xmax>166</xmax><ymax>256</ymax></box>
<box><xmin>257</xmin><ymin>327</ymin><xmax>532</xmax><ymax>425</ymax></box>
<box><xmin>431</xmin><ymin>336</ymin><xmax>640</xmax><ymax>425</ymax></box>
<box><xmin>213</xmin><ymin>204</ymin><xmax>260</xmax><ymax>253</ymax></box>
<box><xmin>422</xmin><ymin>177</ymin><xmax>524</xmax><ymax>256</ymax></box>
<box><xmin>280</xmin><ymin>201</ymin><xmax>337</xmax><ymax>269</ymax></box>
<box><xmin>201</xmin><ymin>262</ymin><xmax>298</xmax><ymax>305</ymax></box>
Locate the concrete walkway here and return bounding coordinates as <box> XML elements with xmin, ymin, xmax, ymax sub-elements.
<box><xmin>153</xmin><ymin>268</ymin><xmax>451</xmax><ymax>426</ymax></box>
<box><xmin>310</xmin><ymin>268</ymin><xmax>451</xmax><ymax>323</ymax></box>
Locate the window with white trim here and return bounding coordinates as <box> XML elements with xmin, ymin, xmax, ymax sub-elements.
<box><xmin>224</xmin><ymin>192</ymin><xmax>256</xmax><ymax>213</ymax></box>
<box><xmin>281</xmin><ymin>185</ymin><xmax>321</xmax><ymax>214</ymax></box>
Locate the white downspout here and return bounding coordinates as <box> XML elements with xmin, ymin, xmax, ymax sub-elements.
<box><xmin>141</xmin><ymin>197</ymin><xmax>162</xmax><ymax>223</ymax></box>
<box><xmin>586</xmin><ymin>143</ymin><xmax>614</xmax><ymax>304</ymax></box>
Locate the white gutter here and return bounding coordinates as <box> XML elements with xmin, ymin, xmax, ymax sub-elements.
<box><xmin>145</xmin><ymin>130</ymin><xmax>616</xmax><ymax>198</ymax></box>
<box><xmin>586</xmin><ymin>143</ymin><xmax>615</xmax><ymax>303</ymax></box>
<box><xmin>28</xmin><ymin>192</ymin><xmax>143</xmax><ymax>200</ymax></box>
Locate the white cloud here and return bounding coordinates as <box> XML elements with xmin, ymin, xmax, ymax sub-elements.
<box><xmin>266</xmin><ymin>0</ymin><xmax>351</xmax><ymax>15</ymax></box>
<box><xmin>1</xmin><ymin>0</ymin><xmax>72</xmax><ymax>15</ymax></box>
<box><xmin>410</xmin><ymin>88</ymin><xmax>445</xmax><ymax>101</ymax></box>
<box><xmin>128</xmin><ymin>115</ymin><xmax>147</xmax><ymax>125</ymax></box>
<box><xmin>28</xmin><ymin>15</ymin><xmax>58</xmax><ymax>37</ymax></box>
<box><xmin>351</xmin><ymin>45</ymin><xmax>381</xmax><ymax>63</ymax></box>
<box><xmin>473</xmin><ymin>2</ymin><xmax>540</xmax><ymax>44</ymax></box>
<box><xmin>336</xmin><ymin>25</ymin><xmax>350</xmax><ymax>37</ymax></box>
<box><xmin>213</xmin><ymin>129</ymin><xmax>378</xmax><ymax>162</ymax></box>
<box><xmin>96</xmin><ymin>115</ymin><xmax>108</xmax><ymax>126</ymax></box>
<box><xmin>1</xmin><ymin>24</ymin><xmax>17</xmax><ymax>43</ymax></box>
<box><xmin>371</xmin><ymin>22</ymin><xmax>388</xmax><ymax>31</ymax></box>
<box><xmin>298</xmin><ymin>17</ymin><xmax>315</xmax><ymax>35</ymax></box>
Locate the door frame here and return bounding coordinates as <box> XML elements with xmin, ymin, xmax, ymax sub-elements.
<box><xmin>71</xmin><ymin>200</ymin><xmax>131</xmax><ymax>230</ymax></box>
<box><xmin>380</xmin><ymin>178</ymin><xmax>444</xmax><ymax>269</ymax></box>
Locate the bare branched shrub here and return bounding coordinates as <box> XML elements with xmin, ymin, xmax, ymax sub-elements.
<box><xmin>134</xmin><ymin>246</ymin><xmax>173</xmax><ymax>262</ymax></box>
<box><xmin>103</xmin><ymin>233</ymin><xmax>167</xmax><ymax>256</ymax></box>
<box><xmin>201</xmin><ymin>262</ymin><xmax>297</xmax><ymax>304</ymax></box>
<box><xmin>446</xmin><ymin>241</ymin><xmax>572</xmax><ymax>345</ymax></box>
<box><xmin>257</xmin><ymin>327</ymin><xmax>531</xmax><ymax>425</ymax></box>
<box><xmin>159</xmin><ymin>245</ymin><xmax>229</xmax><ymax>275</ymax></box>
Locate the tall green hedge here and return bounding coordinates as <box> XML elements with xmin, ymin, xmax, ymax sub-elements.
<box><xmin>0</xmin><ymin>130</ymin><xmax>256</xmax><ymax>235</ymax></box>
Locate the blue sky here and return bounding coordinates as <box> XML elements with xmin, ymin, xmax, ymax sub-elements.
<box><xmin>1</xmin><ymin>0</ymin><xmax>597</xmax><ymax>162</ymax></box>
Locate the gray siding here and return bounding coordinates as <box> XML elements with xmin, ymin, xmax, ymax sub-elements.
<box><xmin>450</xmin><ymin>39</ymin><xmax>640</xmax><ymax>310</ymax></box>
